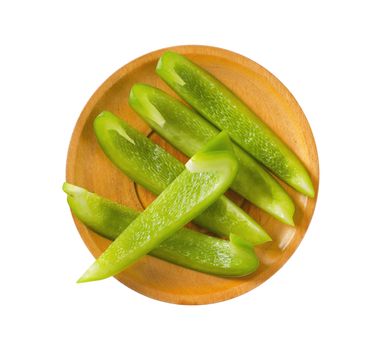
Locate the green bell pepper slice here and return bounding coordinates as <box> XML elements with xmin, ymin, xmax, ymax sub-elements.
<box><xmin>156</xmin><ymin>51</ymin><xmax>315</xmax><ymax>198</ymax></box>
<box><xmin>94</xmin><ymin>111</ymin><xmax>271</xmax><ymax>245</ymax></box>
<box><xmin>63</xmin><ymin>183</ymin><xmax>259</xmax><ymax>277</ymax></box>
<box><xmin>129</xmin><ymin>83</ymin><xmax>296</xmax><ymax>225</ymax></box>
<box><xmin>77</xmin><ymin>132</ymin><xmax>239</xmax><ymax>282</ymax></box>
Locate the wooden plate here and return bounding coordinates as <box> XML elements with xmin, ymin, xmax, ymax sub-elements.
<box><xmin>66</xmin><ymin>45</ymin><xmax>319</xmax><ymax>305</ymax></box>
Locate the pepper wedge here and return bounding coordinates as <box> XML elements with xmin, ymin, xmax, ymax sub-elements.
<box><xmin>129</xmin><ymin>83</ymin><xmax>295</xmax><ymax>225</ymax></box>
<box><xmin>78</xmin><ymin>132</ymin><xmax>239</xmax><ymax>282</ymax></box>
<box><xmin>156</xmin><ymin>51</ymin><xmax>315</xmax><ymax>198</ymax></box>
<box><xmin>63</xmin><ymin>183</ymin><xmax>259</xmax><ymax>277</ymax></box>
<box><xmin>93</xmin><ymin>111</ymin><xmax>271</xmax><ymax>245</ymax></box>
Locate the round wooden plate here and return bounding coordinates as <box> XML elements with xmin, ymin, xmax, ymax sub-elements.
<box><xmin>66</xmin><ymin>45</ymin><xmax>319</xmax><ymax>305</ymax></box>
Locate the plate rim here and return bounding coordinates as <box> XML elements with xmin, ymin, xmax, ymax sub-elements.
<box><xmin>66</xmin><ymin>45</ymin><xmax>320</xmax><ymax>305</ymax></box>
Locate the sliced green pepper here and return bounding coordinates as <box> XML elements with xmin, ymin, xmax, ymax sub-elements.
<box><xmin>63</xmin><ymin>183</ymin><xmax>259</xmax><ymax>277</ymax></box>
<box><xmin>94</xmin><ymin>111</ymin><xmax>271</xmax><ymax>245</ymax></box>
<box><xmin>129</xmin><ymin>83</ymin><xmax>295</xmax><ymax>225</ymax></box>
<box><xmin>77</xmin><ymin>132</ymin><xmax>239</xmax><ymax>282</ymax></box>
<box><xmin>156</xmin><ymin>51</ymin><xmax>315</xmax><ymax>198</ymax></box>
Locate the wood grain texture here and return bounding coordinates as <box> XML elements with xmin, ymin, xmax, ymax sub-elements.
<box><xmin>66</xmin><ymin>45</ymin><xmax>319</xmax><ymax>305</ymax></box>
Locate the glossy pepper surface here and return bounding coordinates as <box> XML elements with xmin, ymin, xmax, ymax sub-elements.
<box><xmin>93</xmin><ymin>111</ymin><xmax>271</xmax><ymax>245</ymax></box>
<box><xmin>129</xmin><ymin>83</ymin><xmax>295</xmax><ymax>225</ymax></box>
<box><xmin>77</xmin><ymin>132</ymin><xmax>239</xmax><ymax>282</ymax></box>
<box><xmin>156</xmin><ymin>51</ymin><xmax>315</xmax><ymax>198</ymax></box>
<box><xmin>63</xmin><ymin>183</ymin><xmax>259</xmax><ymax>277</ymax></box>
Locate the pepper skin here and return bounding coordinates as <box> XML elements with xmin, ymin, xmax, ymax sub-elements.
<box><xmin>63</xmin><ymin>183</ymin><xmax>259</xmax><ymax>277</ymax></box>
<box><xmin>129</xmin><ymin>83</ymin><xmax>295</xmax><ymax>225</ymax></box>
<box><xmin>156</xmin><ymin>51</ymin><xmax>315</xmax><ymax>198</ymax></box>
<box><xmin>77</xmin><ymin>132</ymin><xmax>239</xmax><ymax>282</ymax></box>
<box><xmin>93</xmin><ymin>111</ymin><xmax>271</xmax><ymax>245</ymax></box>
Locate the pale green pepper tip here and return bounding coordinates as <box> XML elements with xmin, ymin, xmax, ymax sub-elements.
<box><xmin>130</xmin><ymin>82</ymin><xmax>150</xmax><ymax>96</ymax></box>
<box><xmin>156</xmin><ymin>51</ymin><xmax>180</xmax><ymax>68</ymax></box>
<box><xmin>156</xmin><ymin>51</ymin><xmax>186</xmax><ymax>86</ymax></box>
<box><xmin>185</xmin><ymin>132</ymin><xmax>238</xmax><ymax>185</ymax></box>
<box><xmin>271</xmin><ymin>201</ymin><xmax>295</xmax><ymax>226</ymax></box>
<box><xmin>190</xmin><ymin>131</ymin><xmax>233</xmax><ymax>166</ymax></box>
<box><xmin>289</xmin><ymin>173</ymin><xmax>314</xmax><ymax>198</ymax></box>
<box><xmin>94</xmin><ymin>111</ymin><xmax>134</xmax><ymax>143</ymax></box>
<box><xmin>76</xmin><ymin>275</ymin><xmax>87</xmax><ymax>283</ymax></box>
<box><xmin>77</xmin><ymin>259</ymin><xmax>113</xmax><ymax>284</ymax></box>
<box><xmin>156</xmin><ymin>51</ymin><xmax>171</xmax><ymax>71</ymax></box>
<box><xmin>186</xmin><ymin>132</ymin><xmax>238</xmax><ymax>179</ymax></box>
<box><xmin>95</xmin><ymin>110</ymin><xmax>114</xmax><ymax>123</ymax></box>
<box><xmin>77</xmin><ymin>263</ymin><xmax>102</xmax><ymax>283</ymax></box>
<box><xmin>62</xmin><ymin>182</ymin><xmax>84</xmax><ymax>197</ymax></box>
<box><xmin>300</xmin><ymin>177</ymin><xmax>315</xmax><ymax>198</ymax></box>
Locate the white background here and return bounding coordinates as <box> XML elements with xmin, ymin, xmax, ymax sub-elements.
<box><xmin>1</xmin><ymin>1</ymin><xmax>382</xmax><ymax>349</ymax></box>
